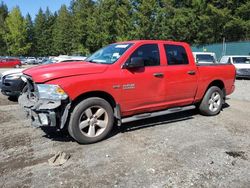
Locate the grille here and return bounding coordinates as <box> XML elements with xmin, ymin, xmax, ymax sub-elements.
<box><xmin>238</xmin><ymin>69</ymin><xmax>250</xmax><ymax>73</ymax></box>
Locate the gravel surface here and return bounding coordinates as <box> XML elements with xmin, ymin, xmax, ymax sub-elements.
<box><xmin>0</xmin><ymin>80</ymin><xmax>250</xmax><ymax>188</ymax></box>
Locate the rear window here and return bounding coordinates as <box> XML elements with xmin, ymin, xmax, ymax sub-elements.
<box><xmin>232</xmin><ymin>57</ymin><xmax>250</xmax><ymax>64</ymax></box>
<box><xmin>164</xmin><ymin>44</ymin><xmax>189</xmax><ymax>65</ymax></box>
<box><xmin>196</xmin><ymin>54</ymin><xmax>215</xmax><ymax>63</ymax></box>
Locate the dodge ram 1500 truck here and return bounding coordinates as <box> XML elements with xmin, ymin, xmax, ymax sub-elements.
<box><xmin>19</xmin><ymin>40</ymin><xmax>236</xmax><ymax>144</ymax></box>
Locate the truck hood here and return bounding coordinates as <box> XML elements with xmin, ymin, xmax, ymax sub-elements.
<box><xmin>233</xmin><ymin>63</ymin><xmax>250</xmax><ymax>69</ymax></box>
<box><xmin>23</xmin><ymin>62</ymin><xmax>108</xmax><ymax>83</ymax></box>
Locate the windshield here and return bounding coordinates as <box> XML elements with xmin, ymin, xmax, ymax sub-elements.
<box><xmin>232</xmin><ymin>57</ymin><xmax>250</xmax><ymax>64</ymax></box>
<box><xmin>86</xmin><ymin>43</ymin><xmax>133</xmax><ymax>64</ymax></box>
<box><xmin>196</xmin><ymin>54</ymin><xmax>215</xmax><ymax>63</ymax></box>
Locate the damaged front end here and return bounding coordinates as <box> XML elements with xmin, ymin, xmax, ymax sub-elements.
<box><xmin>18</xmin><ymin>75</ymin><xmax>71</xmax><ymax>129</ymax></box>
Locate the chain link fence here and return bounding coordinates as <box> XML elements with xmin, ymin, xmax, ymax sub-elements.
<box><xmin>192</xmin><ymin>41</ymin><xmax>250</xmax><ymax>60</ymax></box>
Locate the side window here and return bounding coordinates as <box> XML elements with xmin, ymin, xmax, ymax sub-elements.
<box><xmin>130</xmin><ymin>44</ymin><xmax>160</xmax><ymax>66</ymax></box>
<box><xmin>164</xmin><ymin>44</ymin><xmax>189</xmax><ymax>65</ymax></box>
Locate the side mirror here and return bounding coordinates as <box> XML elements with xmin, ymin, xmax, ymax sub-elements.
<box><xmin>122</xmin><ymin>57</ymin><xmax>144</xmax><ymax>69</ymax></box>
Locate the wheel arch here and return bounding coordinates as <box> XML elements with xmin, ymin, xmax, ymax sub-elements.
<box><xmin>72</xmin><ymin>91</ymin><xmax>116</xmax><ymax>108</ymax></box>
<box><xmin>206</xmin><ymin>80</ymin><xmax>226</xmax><ymax>98</ymax></box>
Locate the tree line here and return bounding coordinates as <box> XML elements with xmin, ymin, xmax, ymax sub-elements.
<box><xmin>0</xmin><ymin>0</ymin><xmax>249</xmax><ymax>57</ymax></box>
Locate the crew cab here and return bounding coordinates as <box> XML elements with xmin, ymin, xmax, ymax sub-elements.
<box><xmin>19</xmin><ymin>40</ymin><xmax>236</xmax><ymax>144</ymax></box>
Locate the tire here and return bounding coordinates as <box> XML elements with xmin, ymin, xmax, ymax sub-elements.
<box><xmin>15</xmin><ymin>65</ymin><xmax>20</xmax><ymax>68</ymax></box>
<box><xmin>68</xmin><ymin>97</ymin><xmax>114</xmax><ymax>144</ymax></box>
<box><xmin>198</xmin><ymin>86</ymin><xmax>224</xmax><ymax>116</ymax></box>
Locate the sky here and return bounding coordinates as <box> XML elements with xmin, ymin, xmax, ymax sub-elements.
<box><xmin>3</xmin><ymin>0</ymin><xmax>71</xmax><ymax>19</ymax></box>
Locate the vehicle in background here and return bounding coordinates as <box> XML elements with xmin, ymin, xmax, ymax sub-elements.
<box><xmin>53</xmin><ymin>55</ymin><xmax>86</xmax><ymax>63</ymax></box>
<box><xmin>1</xmin><ymin>56</ymin><xmax>87</xmax><ymax>98</ymax></box>
<box><xmin>37</xmin><ymin>57</ymin><xmax>44</xmax><ymax>64</ymax></box>
<box><xmin>25</xmin><ymin>57</ymin><xmax>38</xmax><ymax>64</ymax></box>
<box><xmin>193</xmin><ymin>52</ymin><xmax>217</xmax><ymax>64</ymax></box>
<box><xmin>19</xmin><ymin>40</ymin><xmax>236</xmax><ymax>144</ymax></box>
<box><xmin>0</xmin><ymin>68</ymin><xmax>26</xmax><ymax>98</ymax></box>
<box><xmin>0</xmin><ymin>58</ymin><xmax>22</xmax><ymax>68</ymax></box>
<box><xmin>19</xmin><ymin>57</ymin><xmax>27</xmax><ymax>65</ymax></box>
<box><xmin>220</xmin><ymin>55</ymin><xmax>250</xmax><ymax>78</ymax></box>
<box><xmin>42</xmin><ymin>56</ymin><xmax>86</xmax><ymax>64</ymax></box>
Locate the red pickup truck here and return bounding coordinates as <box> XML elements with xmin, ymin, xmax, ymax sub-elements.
<box><xmin>19</xmin><ymin>40</ymin><xmax>235</xmax><ymax>144</ymax></box>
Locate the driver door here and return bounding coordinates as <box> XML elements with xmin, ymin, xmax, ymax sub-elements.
<box><xmin>120</xmin><ymin>44</ymin><xmax>166</xmax><ymax>115</ymax></box>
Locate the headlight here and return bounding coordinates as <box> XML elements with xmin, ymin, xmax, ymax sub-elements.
<box><xmin>5</xmin><ymin>73</ymin><xmax>23</xmax><ymax>80</ymax></box>
<box><xmin>37</xmin><ymin>84</ymin><xmax>68</xmax><ymax>100</ymax></box>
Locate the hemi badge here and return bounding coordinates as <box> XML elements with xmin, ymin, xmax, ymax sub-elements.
<box><xmin>113</xmin><ymin>85</ymin><xmax>121</xmax><ymax>89</ymax></box>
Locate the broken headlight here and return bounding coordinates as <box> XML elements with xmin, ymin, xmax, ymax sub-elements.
<box><xmin>37</xmin><ymin>84</ymin><xmax>68</xmax><ymax>101</ymax></box>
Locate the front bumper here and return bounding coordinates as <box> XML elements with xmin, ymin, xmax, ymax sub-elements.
<box><xmin>19</xmin><ymin>92</ymin><xmax>71</xmax><ymax>128</ymax></box>
<box><xmin>236</xmin><ymin>75</ymin><xmax>250</xmax><ymax>78</ymax></box>
<box><xmin>236</xmin><ymin>69</ymin><xmax>250</xmax><ymax>78</ymax></box>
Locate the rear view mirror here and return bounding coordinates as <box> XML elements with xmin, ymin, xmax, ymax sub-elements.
<box><xmin>122</xmin><ymin>57</ymin><xmax>144</xmax><ymax>69</ymax></box>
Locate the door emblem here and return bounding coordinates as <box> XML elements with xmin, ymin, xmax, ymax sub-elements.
<box><xmin>123</xmin><ymin>83</ymin><xmax>135</xmax><ymax>90</ymax></box>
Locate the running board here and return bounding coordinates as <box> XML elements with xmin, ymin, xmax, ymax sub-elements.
<box><xmin>121</xmin><ymin>105</ymin><xmax>196</xmax><ymax>124</ymax></box>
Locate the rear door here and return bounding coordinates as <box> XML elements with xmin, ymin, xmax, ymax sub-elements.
<box><xmin>162</xmin><ymin>43</ymin><xmax>198</xmax><ymax>106</ymax></box>
<box><xmin>120</xmin><ymin>44</ymin><xmax>166</xmax><ymax>113</ymax></box>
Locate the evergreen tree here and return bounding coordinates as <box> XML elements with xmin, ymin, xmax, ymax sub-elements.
<box><xmin>34</xmin><ymin>8</ymin><xmax>47</xmax><ymax>56</ymax></box>
<box><xmin>25</xmin><ymin>13</ymin><xmax>34</xmax><ymax>55</ymax></box>
<box><xmin>4</xmin><ymin>7</ymin><xmax>31</xmax><ymax>56</ymax></box>
<box><xmin>71</xmin><ymin>0</ymin><xmax>95</xmax><ymax>54</ymax></box>
<box><xmin>131</xmin><ymin>0</ymin><xmax>162</xmax><ymax>39</ymax></box>
<box><xmin>52</xmin><ymin>5</ymin><xmax>73</xmax><ymax>55</ymax></box>
<box><xmin>0</xmin><ymin>1</ymin><xmax>8</xmax><ymax>55</ymax></box>
<box><xmin>44</xmin><ymin>7</ymin><xmax>56</xmax><ymax>55</ymax></box>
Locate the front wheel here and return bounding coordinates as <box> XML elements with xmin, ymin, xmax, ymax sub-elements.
<box><xmin>198</xmin><ymin>86</ymin><xmax>224</xmax><ymax>116</ymax></box>
<box><xmin>68</xmin><ymin>97</ymin><xmax>114</xmax><ymax>144</ymax></box>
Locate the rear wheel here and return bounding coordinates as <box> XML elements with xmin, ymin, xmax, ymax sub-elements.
<box><xmin>198</xmin><ymin>86</ymin><xmax>223</xmax><ymax>116</ymax></box>
<box><xmin>68</xmin><ymin>97</ymin><xmax>114</xmax><ymax>144</ymax></box>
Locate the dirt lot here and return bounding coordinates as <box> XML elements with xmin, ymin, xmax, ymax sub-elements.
<box><xmin>0</xmin><ymin>80</ymin><xmax>250</xmax><ymax>188</ymax></box>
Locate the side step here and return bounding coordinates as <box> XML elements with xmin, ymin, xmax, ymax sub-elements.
<box><xmin>121</xmin><ymin>105</ymin><xmax>196</xmax><ymax>124</ymax></box>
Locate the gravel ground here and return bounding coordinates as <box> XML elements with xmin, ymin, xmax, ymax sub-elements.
<box><xmin>0</xmin><ymin>80</ymin><xmax>250</xmax><ymax>188</ymax></box>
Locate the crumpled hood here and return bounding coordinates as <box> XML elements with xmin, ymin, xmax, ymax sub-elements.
<box><xmin>23</xmin><ymin>62</ymin><xmax>108</xmax><ymax>83</ymax></box>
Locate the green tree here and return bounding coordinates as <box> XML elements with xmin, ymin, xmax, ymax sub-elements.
<box><xmin>44</xmin><ymin>7</ymin><xmax>56</xmax><ymax>55</ymax></box>
<box><xmin>132</xmin><ymin>0</ymin><xmax>162</xmax><ymax>39</ymax></box>
<box><xmin>25</xmin><ymin>13</ymin><xmax>34</xmax><ymax>55</ymax></box>
<box><xmin>34</xmin><ymin>8</ymin><xmax>46</xmax><ymax>56</ymax></box>
<box><xmin>4</xmin><ymin>7</ymin><xmax>31</xmax><ymax>56</ymax></box>
<box><xmin>0</xmin><ymin>1</ymin><xmax>8</xmax><ymax>55</ymax></box>
<box><xmin>52</xmin><ymin>5</ymin><xmax>73</xmax><ymax>55</ymax></box>
<box><xmin>70</xmin><ymin>0</ymin><xmax>95</xmax><ymax>54</ymax></box>
<box><xmin>85</xmin><ymin>0</ymin><xmax>134</xmax><ymax>52</ymax></box>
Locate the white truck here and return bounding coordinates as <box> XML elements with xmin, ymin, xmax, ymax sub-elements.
<box><xmin>220</xmin><ymin>55</ymin><xmax>250</xmax><ymax>78</ymax></box>
<box><xmin>193</xmin><ymin>52</ymin><xmax>217</xmax><ymax>64</ymax></box>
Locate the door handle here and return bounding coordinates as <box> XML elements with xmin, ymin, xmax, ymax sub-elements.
<box><xmin>187</xmin><ymin>70</ymin><xmax>196</xmax><ymax>75</ymax></box>
<box><xmin>153</xmin><ymin>73</ymin><xmax>164</xmax><ymax>78</ymax></box>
